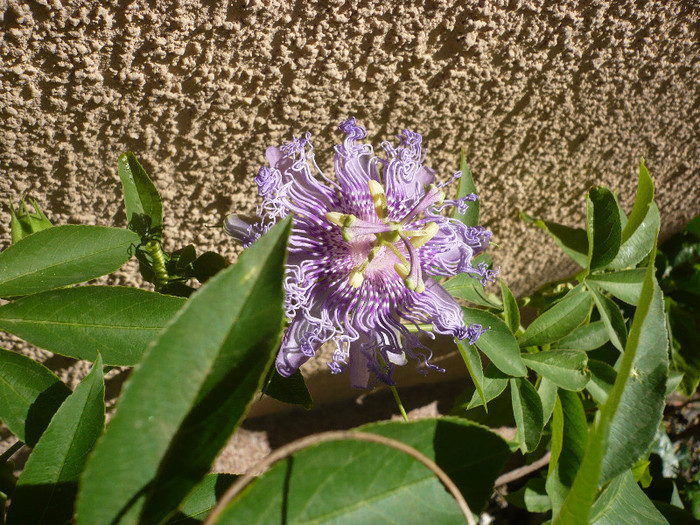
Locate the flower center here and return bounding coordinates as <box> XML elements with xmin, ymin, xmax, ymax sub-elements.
<box><xmin>325</xmin><ymin>180</ymin><xmax>445</xmax><ymax>293</ymax></box>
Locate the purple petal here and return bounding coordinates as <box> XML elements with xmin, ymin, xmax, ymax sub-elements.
<box><xmin>348</xmin><ymin>337</ymin><xmax>371</xmax><ymax>389</ymax></box>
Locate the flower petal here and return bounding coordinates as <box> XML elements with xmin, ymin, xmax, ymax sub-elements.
<box><xmin>348</xmin><ymin>337</ymin><xmax>371</xmax><ymax>389</ymax></box>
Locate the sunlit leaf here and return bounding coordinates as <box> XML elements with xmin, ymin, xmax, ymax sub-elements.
<box><xmin>0</xmin><ymin>286</ymin><xmax>185</xmax><ymax>366</ymax></box>
<box><xmin>552</xmin><ymin>321</ymin><xmax>609</xmax><ymax>351</ymax></box>
<box><xmin>500</xmin><ymin>279</ymin><xmax>520</xmax><ymax>333</ymax></box>
<box><xmin>518</xmin><ymin>285</ymin><xmax>593</xmax><ymax>348</ymax></box>
<box><xmin>457</xmin><ymin>339</ymin><xmax>486</xmax><ymax>409</ymax></box>
<box><xmin>452</xmin><ymin>150</ymin><xmax>480</xmax><ymax>227</ymax></box>
<box><xmin>510</xmin><ymin>378</ymin><xmax>543</xmax><ymax>453</ymax></box>
<box><xmin>0</xmin><ymin>225</ymin><xmax>139</xmax><ymax>298</ymax></box>
<box><xmin>118</xmin><ymin>152</ymin><xmax>163</xmax><ymax>237</ymax></box>
<box><xmin>462</xmin><ymin>308</ymin><xmax>526</xmax><ymax>377</ymax></box>
<box><xmin>586</xmin><ymin>269</ymin><xmax>646</xmax><ymax>305</ymax></box>
<box><xmin>589</xmin><ymin>286</ymin><xmax>627</xmax><ymax>352</ymax></box>
<box><xmin>590</xmin><ymin>471</ymin><xmax>666</xmax><ymax>525</ymax></box>
<box><xmin>521</xmin><ymin>350</ymin><xmax>590</xmax><ymax>391</ymax></box>
<box><xmin>77</xmin><ymin>217</ymin><xmax>291</xmax><ymax>525</ymax></box>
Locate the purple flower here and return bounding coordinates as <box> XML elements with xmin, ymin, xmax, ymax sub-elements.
<box><xmin>226</xmin><ymin>118</ymin><xmax>494</xmax><ymax>387</ymax></box>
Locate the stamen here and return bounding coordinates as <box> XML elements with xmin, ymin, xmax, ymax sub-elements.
<box><xmin>325</xmin><ymin>211</ymin><xmax>348</xmax><ymax>226</ymax></box>
<box><xmin>394</xmin><ymin>262</ymin><xmax>410</xmax><ymax>278</ymax></box>
<box><xmin>368</xmin><ymin>180</ymin><xmax>388</xmax><ymax>220</ymax></box>
<box><xmin>410</xmin><ymin>222</ymin><xmax>439</xmax><ymax>249</ymax></box>
<box><xmin>349</xmin><ymin>269</ymin><xmax>365</xmax><ymax>288</ymax></box>
<box><xmin>399</xmin><ymin>232</ymin><xmax>425</xmax><ymax>293</ymax></box>
<box><xmin>348</xmin><ymin>259</ymin><xmax>369</xmax><ymax>288</ymax></box>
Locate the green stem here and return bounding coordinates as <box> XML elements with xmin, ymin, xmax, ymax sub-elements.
<box><xmin>145</xmin><ymin>240</ymin><xmax>169</xmax><ymax>289</ymax></box>
<box><xmin>391</xmin><ymin>385</ymin><xmax>409</xmax><ymax>422</ymax></box>
<box><xmin>404</xmin><ymin>323</ymin><xmax>433</xmax><ymax>334</ymax></box>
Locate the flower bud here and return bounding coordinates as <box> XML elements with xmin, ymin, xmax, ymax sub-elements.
<box><xmin>9</xmin><ymin>196</ymin><xmax>53</xmax><ymax>244</ymax></box>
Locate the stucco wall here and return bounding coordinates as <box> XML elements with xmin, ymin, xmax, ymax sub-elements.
<box><xmin>2</xmin><ymin>0</ymin><xmax>699</xmax><ymax>294</ymax></box>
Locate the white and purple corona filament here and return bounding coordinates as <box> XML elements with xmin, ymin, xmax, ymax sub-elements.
<box><xmin>225</xmin><ymin>118</ymin><xmax>495</xmax><ymax>387</ymax></box>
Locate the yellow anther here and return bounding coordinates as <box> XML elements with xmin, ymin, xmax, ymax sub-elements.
<box><xmin>348</xmin><ymin>259</ymin><xmax>369</xmax><ymax>288</ymax></box>
<box><xmin>410</xmin><ymin>222</ymin><xmax>440</xmax><ymax>249</ymax></box>
<box><xmin>404</xmin><ymin>276</ymin><xmax>426</xmax><ymax>294</ymax></box>
<box><xmin>325</xmin><ymin>212</ymin><xmax>346</xmax><ymax>226</ymax></box>
<box><xmin>368</xmin><ymin>179</ymin><xmax>388</xmax><ymax>220</ymax></box>
<box><xmin>394</xmin><ymin>262</ymin><xmax>410</xmax><ymax>278</ymax></box>
<box><xmin>349</xmin><ymin>269</ymin><xmax>365</xmax><ymax>288</ymax></box>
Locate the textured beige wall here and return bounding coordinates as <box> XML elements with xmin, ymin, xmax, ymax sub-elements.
<box><xmin>2</xmin><ymin>0</ymin><xmax>699</xmax><ymax>294</ymax></box>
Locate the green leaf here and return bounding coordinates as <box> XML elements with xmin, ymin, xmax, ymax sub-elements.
<box><xmin>506</xmin><ymin>477</ymin><xmax>551</xmax><ymax>513</ymax></box>
<box><xmin>589</xmin><ymin>285</ymin><xmax>627</xmax><ymax>352</ymax></box>
<box><xmin>586</xmin><ymin>360</ymin><xmax>617</xmax><ymax>405</ymax></box>
<box><xmin>665</xmin><ymin>369</ymin><xmax>684</xmax><ymax>396</ymax></box>
<box><xmin>452</xmin><ymin>150</ymin><xmax>479</xmax><ymax>227</ymax></box>
<box><xmin>500</xmin><ymin>279</ymin><xmax>520</xmax><ymax>333</ymax></box>
<box><xmin>631</xmin><ymin>459</ymin><xmax>652</xmax><ymax>488</ymax></box>
<box><xmin>608</xmin><ymin>203</ymin><xmax>660</xmax><ymax>270</ymax></box>
<box><xmin>0</xmin><ymin>225</ymin><xmax>139</xmax><ymax>298</ymax></box>
<box><xmin>457</xmin><ymin>339</ymin><xmax>486</xmax><ymax>409</ymax></box>
<box><xmin>586</xmin><ymin>269</ymin><xmax>646</xmax><ymax>305</ymax></box>
<box><xmin>538</xmin><ymin>376</ymin><xmax>558</xmax><ymax>426</ymax></box>
<box><xmin>0</xmin><ymin>347</ymin><xmax>70</xmax><ymax>447</ymax></box>
<box><xmin>519</xmin><ymin>212</ymin><xmax>588</xmax><ymax>268</ymax></box>
<box><xmin>552</xmin><ymin>321</ymin><xmax>609</xmax><ymax>351</ymax></box>
<box><xmin>590</xmin><ymin>471</ymin><xmax>667</xmax><ymax>525</ymax></box>
<box><xmin>169</xmin><ymin>473</ymin><xmax>238</xmax><ymax>523</ymax></box>
<box><xmin>549</xmin><ymin>394</ymin><xmax>564</xmax><ymax>478</ymax></box>
<box><xmin>600</xmin><ymin>280</ymin><xmax>669</xmax><ymax>483</ymax></box>
<box><xmin>215</xmin><ymin>418</ymin><xmax>511</xmax><ymax>523</ymax></box>
<box><xmin>264</xmin><ymin>369</ymin><xmax>313</xmax><ymax>410</ymax></box>
<box><xmin>462</xmin><ymin>362</ymin><xmax>508</xmax><ymax>411</ymax></box>
<box><xmin>118</xmin><ymin>152</ymin><xmax>163</xmax><ymax>237</ymax></box>
<box><xmin>443</xmin><ymin>273</ymin><xmax>500</xmax><ymax>308</ymax></box>
<box><xmin>510</xmin><ymin>378</ymin><xmax>544</xmax><ymax>453</ymax></box>
<box><xmin>586</xmin><ymin>187</ymin><xmax>622</xmax><ymax>272</ymax></box>
<box><xmin>191</xmin><ymin>252</ymin><xmax>228</xmax><ymax>283</ymax></box>
<box><xmin>518</xmin><ymin>285</ymin><xmax>593</xmax><ymax>348</ymax></box>
<box><xmin>361</xmin><ymin>419</ymin><xmax>511</xmax><ymax>513</ymax></box>
<box><xmin>555</xmin><ymin>232</ymin><xmax>662</xmax><ymax>525</ymax></box>
<box><xmin>521</xmin><ymin>350</ymin><xmax>590</xmax><ymax>391</ymax></box>
<box><xmin>685</xmin><ymin>213</ymin><xmax>700</xmax><ymax>238</ymax></box>
<box><xmin>7</xmin><ymin>356</ymin><xmax>104</xmax><ymax>525</ymax></box>
<box><xmin>620</xmin><ymin>159</ymin><xmax>655</xmax><ymax>246</ymax></box>
<box><xmin>0</xmin><ymin>286</ymin><xmax>185</xmax><ymax>366</ymax></box>
<box><xmin>546</xmin><ymin>390</ymin><xmax>588</xmax><ymax>518</ymax></box>
<box><xmin>76</xmin><ymin>217</ymin><xmax>291</xmax><ymax>525</ymax></box>
<box><xmin>462</xmin><ymin>308</ymin><xmax>526</xmax><ymax>377</ymax></box>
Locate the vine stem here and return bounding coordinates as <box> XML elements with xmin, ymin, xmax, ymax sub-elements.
<box><xmin>494</xmin><ymin>452</ymin><xmax>551</xmax><ymax>487</ymax></box>
<box><xmin>390</xmin><ymin>385</ymin><xmax>409</xmax><ymax>422</ymax></box>
<box><xmin>0</xmin><ymin>441</ymin><xmax>23</xmax><ymax>464</ymax></box>
<box><xmin>203</xmin><ymin>430</ymin><xmax>476</xmax><ymax>525</ymax></box>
